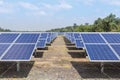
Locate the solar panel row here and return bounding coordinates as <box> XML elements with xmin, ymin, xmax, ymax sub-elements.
<box><xmin>0</xmin><ymin>32</ymin><xmax>57</xmax><ymax>71</ymax></box>
<box><xmin>36</xmin><ymin>32</ymin><xmax>57</xmax><ymax>48</ymax></box>
<box><xmin>65</xmin><ymin>32</ymin><xmax>120</xmax><ymax>62</ymax></box>
<box><xmin>65</xmin><ymin>33</ymin><xmax>84</xmax><ymax>48</ymax></box>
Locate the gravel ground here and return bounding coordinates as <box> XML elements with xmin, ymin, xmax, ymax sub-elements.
<box><xmin>0</xmin><ymin>36</ymin><xmax>120</xmax><ymax>80</ymax></box>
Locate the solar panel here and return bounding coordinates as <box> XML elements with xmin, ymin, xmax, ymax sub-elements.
<box><xmin>1</xmin><ymin>44</ymin><xmax>35</xmax><ymax>61</ymax></box>
<box><xmin>75</xmin><ymin>40</ymin><xmax>84</xmax><ymax>48</ymax></box>
<box><xmin>81</xmin><ymin>33</ymin><xmax>105</xmax><ymax>43</ymax></box>
<box><xmin>37</xmin><ymin>40</ymin><xmax>46</xmax><ymax>48</ymax></box>
<box><xmin>15</xmin><ymin>33</ymin><xmax>39</xmax><ymax>43</ymax></box>
<box><xmin>0</xmin><ymin>44</ymin><xmax>10</xmax><ymax>56</ymax></box>
<box><xmin>40</xmin><ymin>33</ymin><xmax>48</xmax><ymax>39</ymax></box>
<box><xmin>102</xmin><ymin>33</ymin><xmax>120</xmax><ymax>43</ymax></box>
<box><xmin>111</xmin><ymin>45</ymin><xmax>120</xmax><ymax>56</ymax></box>
<box><xmin>0</xmin><ymin>33</ymin><xmax>19</xmax><ymax>43</ymax></box>
<box><xmin>74</xmin><ymin>33</ymin><xmax>81</xmax><ymax>39</ymax></box>
<box><xmin>85</xmin><ymin>44</ymin><xmax>119</xmax><ymax>61</ymax></box>
<box><xmin>47</xmin><ymin>38</ymin><xmax>51</xmax><ymax>43</ymax></box>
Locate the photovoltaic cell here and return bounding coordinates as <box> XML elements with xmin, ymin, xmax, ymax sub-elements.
<box><xmin>0</xmin><ymin>33</ymin><xmax>19</xmax><ymax>43</ymax></box>
<box><xmin>81</xmin><ymin>34</ymin><xmax>105</xmax><ymax>43</ymax></box>
<box><xmin>85</xmin><ymin>44</ymin><xmax>119</xmax><ymax>61</ymax></box>
<box><xmin>37</xmin><ymin>40</ymin><xmax>46</xmax><ymax>48</ymax></box>
<box><xmin>74</xmin><ymin>33</ymin><xmax>81</xmax><ymax>39</ymax></box>
<box><xmin>111</xmin><ymin>45</ymin><xmax>120</xmax><ymax>56</ymax></box>
<box><xmin>75</xmin><ymin>40</ymin><xmax>84</xmax><ymax>48</ymax></box>
<box><xmin>15</xmin><ymin>33</ymin><xmax>39</xmax><ymax>43</ymax></box>
<box><xmin>2</xmin><ymin>44</ymin><xmax>35</xmax><ymax>60</ymax></box>
<box><xmin>0</xmin><ymin>44</ymin><xmax>10</xmax><ymax>56</ymax></box>
<box><xmin>47</xmin><ymin>38</ymin><xmax>51</xmax><ymax>43</ymax></box>
<box><xmin>102</xmin><ymin>34</ymin><xmax>120</xmax><ymax>43</ymax></box>
<box><xmin>40</xmin><ymin>33</ymin><xmax>48</xmax><ymax>39</ymax></box>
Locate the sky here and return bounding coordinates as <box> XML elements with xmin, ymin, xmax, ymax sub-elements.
<box><xmin>0</xmin><ymin>0</ymin><xmax>120</xmax><ymax>31</ymax></box>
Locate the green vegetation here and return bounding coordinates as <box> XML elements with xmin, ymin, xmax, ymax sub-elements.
<box><xmin>0</xmin><ymin>27</ymin><xmax>11</xmax><ymax>32</ymax></box>
<box><xmin>47</xmin><ymin>14</ymin><xmax>120</xmax><ymax>32</ymax></box>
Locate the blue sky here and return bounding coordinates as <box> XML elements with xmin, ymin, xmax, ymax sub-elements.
<box><xmin>0</xmin><ymin>0</ymin><xmax>120</xmax><ymax>31</ymax></box>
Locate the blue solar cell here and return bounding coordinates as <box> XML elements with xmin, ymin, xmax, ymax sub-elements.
<box><xmin>2</xmin><ymin>44</ymin><xmax>35</xmax><ymax>60</ymax></box>
<box><xmin>40</xmin><ymin>33</ymin><xmax>48</xmax><ymax>39</ymax></box>
<box><xmin>102</xmin><ymin>34</ymin><xmax>120</xmax><ymax>43</ymax></box>
<box><xmin>15</xmin><ymin>34</ymin><xmax>39</xmax><ymax>43</ymax></box>
<box><xmin>37</xmin><ymin>40</ymin><xmax>46</xmax><ymax>48</ymax></box>
<box><xmin>81</xmin><ymin>34</ymin><xmax>105</xmax><ymax>43</ymax></box>
<box><xmin>111</xmin><ymin>45</ymin><xmax>120</xmax><ymax>56</ymax></box>
<box><xmin>85</xmin><ymin>44</ymin><xmax>119</xmax><ymax>61</ymax></box>
<box><xmin>47</xmin><ymin>38</ymin><xmax>51</xmax><ymax>43</ymax></box>
<box><xmin>75</xmin><ymin>40</ymin><xmax>84</xmax><ymax>48</ymax></box>
<box><xmin>70</xmin><ymin>37</ymin><xmax>75</xmax><ymax>43</ymax></box>
<box><xmin>47</xmin><ymin>33</ymin><xmax>51</xmax><ymax>38</ymax></box>
<box><xmin>74</xmin><ymin>33</ymin><xmax>81</xmax><ymax>39</ymax></box>
<box><xmin>0</xmin><ymin>33</ymin><xmax>19</xmax><ymax>43</ymax></box>
<box><xmin>0</xmin><ymin>44</ymin><xmax>10</xmax><ymax>56</ymax></box>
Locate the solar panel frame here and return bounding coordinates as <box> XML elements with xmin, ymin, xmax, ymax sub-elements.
<box><xmin>1</xmin><ymin>44</ymin><xmax>35</xmax><ymax>61</ymax></box>
<box><xmin>85</xmin><ymin>44</ymin><xmax>120</xmax><ymax>62</ymax></box>
<box><xmin>0</xmin><ymin>44</ymin><xmax>10</xmax><ymax>57</ymax></box>
<box><xmin>0</xmin><ymin>33</ymin><xmax>19</xmax><ymax>43</ymax></box>
<box><xmin>0</xmin><ymin>33</ymin><xmax>22</xmax><ymax>61</ymax></box>
<box><xmin>81</xmin><ymin>33</ymin><xmax>106</xmax><ymax>43</ymax></box>
<box><xmin>36</xmin><ymin>39</ymin><xmax>46</xmax><ymax>48</ymax></box>
<box><xmin>39</xmin><ymin>33</ymin><xmax>48</xmax><ymax>39</ymax></box>
<box><xmin>111</xmin><ymin>45</ymin><xmax>120</xmax><ymax>57</ymax></box>
<box><xmin>15</xmin><ymin>33</ymin><xmax>40</xmax><ymax>43</ymax></box>
<box><xmin>102</xmin><ymin>33</ymin><xmax>120</xmax><ymax>43</ymax></box>
<box><xmin>0</xmin><ymin>33</ymin><xmax>41</xmax><ymax>61</ymax></box>
<box><xmin>75</xmin><ymin>39</ymin><xmax>84</xmax><ymax>48</ymax></box>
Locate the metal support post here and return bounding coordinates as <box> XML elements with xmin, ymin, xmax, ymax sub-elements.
<box><xmin>101</xmin><ymin>62</ymin><xmax>104</xmax><ymax>73</ymax></box>
<box><xmin>17</xmin><ymin>61</ymin><xmax>20</xmax><ymax>72</ymax></box>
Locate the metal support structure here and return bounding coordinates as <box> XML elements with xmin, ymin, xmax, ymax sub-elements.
<box><xmin>34</xmin><ymin>49</ymin><xmax>37</xmax><ymax>57</ymax></box>
<box><xmin>17</xmin><ymin>61</ymin><xmax>20</xmax><ymax>72</ymax></box>
<box><xmin>101</xmin><ymin>62</ymin><xmax>104</xmax><ymax>73</ymax></box>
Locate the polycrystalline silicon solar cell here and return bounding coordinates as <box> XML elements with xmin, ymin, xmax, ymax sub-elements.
<box><xmin>74</xmin><ymin>33</ymin><xmax>80</xmax><ymax>39</ymax></box>
<box><xmin>75</xmin><ymin>40</ymin><xmax>84</xmax><ymax>48</ymax></box>
<box><xmin>111</xmin><ymin>45</ymin><xmax>120</xmax><ymax>56</ymax></box>
<box><xmin>102</xmin><ymin>34</ymin><xmax>120</xmax><ymax>43</ymax></box>
<box><xmin>37</xmin><ymin>40</ymin><xmax>46</xmax><ymax>48</ymax></box>
<box><xmin>48</xmin><ymin>33</ymin><xmax>51</xmax><ymax>38</ymax></box>
<box><xmin>47</xmin><ymin>38</ymin><xmax>51</xmax><ymax>43</ymax></box>
<box><xmin>40</xmin><ymin>33</ymin><xmax>48</xmax><ymax>39</ymax></box>
<box><xmin>70</xmin><ymin>37</ymin><xmax>75</xmax><ymax>43</ymax></box>
<box><xmin>2</xmin><ymin>44</ymin><xmax>35</xmax><ymax>60</ymax></box>
<box><xmin>81</xmin><ymin>34</ymin><xmax>105</xmax><ymax>43</ymax></box>
<box><xmin>0</xmin><ymin>33</ymin><xmax>19</xmax><ymax>43</ymax></box>
<box><xmin>85</xmin><ymin>44</ymin><xmax>119</xmax><ymax>60</ymax></box>
<box><xmin>0</xmin><ymin>44</ymin><xmax>10</xmax><ymax>56</ymax></box>
<box><xmin>15</xmin><ymin>34</ymin><xmax>39</xmax><ymax>43</ymax></box>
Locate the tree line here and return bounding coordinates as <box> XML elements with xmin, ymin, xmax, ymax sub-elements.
<box><xmin>47</xmin><ymin>14</ymin><xmax>120</xmax><ymax>32</ymax></box>
<box><xmin>0</xmin><ymin>27</ymin><xmax>11</xmax><ymax>32</ymax></box>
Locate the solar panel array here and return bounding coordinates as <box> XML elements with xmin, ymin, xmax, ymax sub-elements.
<box><xmin>0</xmin><ymin>32</ymin><xmax>57</xmax><ymax>61</ymax></box>
<box><xmin>37</xmin><ymin>32</ymin><xmax>57</xmax><ymax>48</ymax></box>
<box><xmin>65</xmin><ymin>32</ymin><xmax>120</xmax><ymax>62</ymax></box>
<box><xmin>65</xmin><ymin>33</ymin><xmax>84</xmax><ymax>48</ymax></box>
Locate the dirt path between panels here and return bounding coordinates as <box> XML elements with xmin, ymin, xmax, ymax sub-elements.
<box><xmin>0</xmin><ymin>35</ymin><xmax>120</xmax><ymax>80</ymax></box>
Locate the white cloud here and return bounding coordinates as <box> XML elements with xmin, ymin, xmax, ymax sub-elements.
<box><xmin>83</xmin><ymin>0</ymin><xmax>95</xmax><ymax>6</ymax></box>
<box><xmin>19</xmin><ymin>2</ymin><xmax>47</xmax><ymax>16</ymax></box>
<box><xmin>43</xmin><ymin>1</ymin><xmax>72</xmax><ymax>10</ymax></box>
<box><xmin>0</xmin><ymin>0</ymin><xmax>4</xmax><ymax>5</ymax></box>
<box><xmin>19</xmin><ymin>2</ymin><xmax>39</xmax><ymax>10</ymax></box>
<box><xmin>76</xmin><ymin>0</ymin><xmax>95</xmax><ymax>6</ymax></box>
<box><xmin>31</xmin><ymin>11</ymin><xmax>47</xmax><ymax>16</ymax></box>
<box><xmin>105</xmin><ymin>0</ymin><xmax>120</xmax><ymax>6</ymax></box>
<box><xmin>58</xmin><ymin>1</ymin><xmax>73</xmax><ymax>9</ymax></box>
<box><xmin>0</xmin><ymin>0</ymin><xmax>14</xmax><ymax>14</ymax></box>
